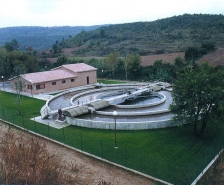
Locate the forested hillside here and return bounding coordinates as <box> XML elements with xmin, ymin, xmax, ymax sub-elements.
<box><xmin>1</xmin><ymin>14</ymin><xmax>223</xmax><ymax>56</ymax></box>
<box><xmin>64</xmin><ymin>14</ymin><xmax>224</xmax><ymax>56</ymax></box>
<box><xmin>0</xmin><ymin>25</ymin><xmax>102</xmax><ymax>50</ymax></box>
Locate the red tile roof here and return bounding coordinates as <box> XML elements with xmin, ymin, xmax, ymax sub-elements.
<box><xmin>22</xmin><ymin>69</ymin><xmax>77</xmax><ymax>84</ymax></box>
<box><xmin>53</xmin><ymin>63</ymin><xmax>97</xmax><ymax>73</ymax></box>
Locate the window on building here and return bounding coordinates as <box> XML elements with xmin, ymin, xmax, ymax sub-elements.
<box><xmin>87</xmin><ymin>76</ymin><xmax>89</xmax><ymax>84</ymax></box>
<box><xmin>62</xmin><ymin>80</ymin><xmax>66</xmax><ymax>84</ymax></box>
<box><xmin>27</xmin><ymin>84</ymin><xmax>32</xmax><ymax>90</ymax></box>
<box><xmin>52</xmin><ymin>82</ymin><xmax>56</xmax><ymax>85</ymax></box>
<box><xmin>36</xmin><ymin>84</ymin><xmax>45</xmax><ymax>90</ymax></box>
<box><xmin>71</xmin><ymin>79</ymin><xmax>75</xmax><ymax>82</ymax></box>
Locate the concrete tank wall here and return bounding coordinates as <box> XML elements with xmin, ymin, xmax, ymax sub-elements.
<box><xmin>66</xmin><ymin>117</ymin><xmax>177</xmax><ymax>130</ymax></box>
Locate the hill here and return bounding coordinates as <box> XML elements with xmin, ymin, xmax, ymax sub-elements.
<box><xmin>63</xmin><ymin>14</ymin><xmax>224</xmax><ymax>57</ymax></box>
<box><xmin>0</xmin><ymin>25</ymin><xmax>103</xmax><ymax>51</ymax></box>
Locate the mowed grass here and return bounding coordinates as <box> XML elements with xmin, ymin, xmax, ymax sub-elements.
<box><xmin>97</xmin><ymin>79</ymin><xmax>127</xmax><ymax>84</ymax></box>
<box><xmin>0</xmin><ymin>91</ymin><xmax>223</xmax><ymax>184</ymax></box>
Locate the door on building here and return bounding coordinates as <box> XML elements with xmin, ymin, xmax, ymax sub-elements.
<box><xmin>87</xmin><ymin>76</ymin><xmax>89</xmax><ymax>84</ymax></box>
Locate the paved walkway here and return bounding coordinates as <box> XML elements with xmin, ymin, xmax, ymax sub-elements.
<box><xmin>31</xmin><ymin>115</ymin><xmax>71</xmax><ymax>129</ymax></box>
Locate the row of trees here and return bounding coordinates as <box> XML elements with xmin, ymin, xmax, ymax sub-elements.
<box><xmin>52</xmin><ymin>53</ymin><xmax>142</xmax><ymax>80</ymax></box>
<box><xmin>1</xmin><ymin>37</ymin><xmax>215</xmax><ymax>83</ymax></box>
<box><xmin>0</xmin><ymin>49</ymin><xmax>38</xmax><ymax>78</ymax></box>
<box><xmin>101</xmin><ymin>52</ymin><xmax>141</xmax><ymax>80</ymax></box>
<box><xmin>89</xmin><ymin>42</ymin><xmax>215</xmax><ymax>82</ymax></box>
<box><xmin>50</xmin><ymin>52</ymin><xmax>187</xmax><ymax>82</ymax></box>
<box><xmin>90</xmin><ymin>54</ymin><xmax>185</xmax><ymax>82</ymax></box>
<box><xmin>0</xmin><ymin>40</ymin><xmax>39</xmax><ymax>78</ymax></box>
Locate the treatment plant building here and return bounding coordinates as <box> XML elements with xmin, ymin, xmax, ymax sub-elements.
<box><xmin>10</xmin><ymin>63</ymin><xmax>97</xmax><ymax>95</ymax></box>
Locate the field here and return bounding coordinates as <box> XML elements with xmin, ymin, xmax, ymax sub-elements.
<box><xmin>0</xmin><ymin>91</ymin><xmax>224</xmax><ymax>184</ymax></box>
<box><xmin>197</xmin><ymin>48</ymin><xmax>224</xmax><ymax>66</ymax></box>
<box><xmin>47</xmin><ymin>47</ymin><xmax>186</xmax><ymax>66</ymax></box>
<box><xmin>47</xmin><ymin>47</ymin><xmax>224</xmax><ymax>69</ymax></box>
<box><xmin>141</xmin><ymin>52</ymin><xmax>185</xmax><ymax>66</ymax></box>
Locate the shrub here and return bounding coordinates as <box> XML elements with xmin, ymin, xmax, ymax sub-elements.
<box><xmin>0</xmin><ymin>128</ymin><xmax>79</xmax><ymax>184</ymax></box>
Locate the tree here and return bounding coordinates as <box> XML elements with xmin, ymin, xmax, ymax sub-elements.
<box><xmin>0</xmin><ymin>55</ymin><xmax>7</xmax><ymax>76</ymax></box>
<box><xmin>11</xmin><ymin>60</ymin><xmax>27</xmax><ymax>115</ymax></box>
<box><xmin>4</xmin><ymin>42</ymin><xmax>14</xmax><ymax>52</ymax></box>
<box><xmin>13</xmin><ymin>63</ymin><xmax>26</xmax><ymax>76</ymax></box>
<box><xmin>27</xmin><ymin>46</ymin><xmax>35</xmax><ymax>55</ymax></box>
<box><xmin>126</xmin><ymin>54</ymin><xmax>141</xmax><ymax>80</ymax></box>
<box><xmin>152</xmin><ymin>60</ymin><xmax>163</xmax><ymax>80</ymax></box>
<box><xmin>0</xmin><ymin>50</ymin><xmax>38</xmax><ymax>77</ymax></box>
<box><xmin>150</xmin><ymin>60</ymin><xmax>175</xmax><ymax>82</ymax></box>
<box><xmin>4</xmin><ymin>39</ymin><xmax>19</xmax><ymax>52</ymax></box>
<box><xmin>174</xmin><ymin>57</ymin><xmax>185</xmax><ymax>69</ymax></box>
<box><xmin>23</xmin><ymin>55</ymin><xmax>38</xmax><ymax>73</ymax></box>
<box><xmin>14</xmin><ymin>76</ymin><xmax>25</xmax><ymax>115</ymax></box>
<box><xmin>52</xmin><ymin>42</ymin><xmax>62</xmax><ymax>54</ymax></box>
<box><xmin>104</xmin><ymin>52</ymin><xmax>120</xmax><ymax>79</ymax></box>
<box><xmin>185</xmin><ymin>46</ymin><xmax>199</xmax><ymax>61</ymax></box>
<box><xmin>52</xmin><ymin>44</ymin><xmax>58</xmax><ymax>53</ymax></box>
<box><xmin>100</xmin><ymin>29</ymin><xmax>106</xmax><ymax>38</ymax></box>
<box><xmin>170</xmin><ymin>62</ymin><xmax>224</xmax><ymax>135</ymax></box>
<box><xmin>201</xmin><ymin>41</ymin><xmax>215</xmax><ymax>52</ymax></box>
<box><xmin>38</xmin><ymin>58</ymin><xmax>54</xmax><ymax>71</ymax></box>
<box><xmin>87</xmin><ymin>58</ymin><xmax>105</xmax><ymax>78</ymax></box>
<box><xmin>55</xmin><ymin>55</ymin><xmax>68</xmax><ymax>67</ymax></box>
<box><xmin>123</xmin><ymin>55</ymin><xmax>130</xmax><ymax>80</ymax></box>
<box><xmin>11</xmin><ymin>39</ymin><xmax>19</xmax><ymax>49</ymax></box>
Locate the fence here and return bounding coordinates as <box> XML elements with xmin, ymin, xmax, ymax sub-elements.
<box><xmin>0</xmin><ymin>107</ymin><xmax>224</xmax><ymax>185</ymax></box>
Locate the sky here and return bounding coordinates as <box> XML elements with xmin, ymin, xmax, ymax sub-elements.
<box><xmin>0</xmin><ymin>0</ymin><xmax>223</xmax><ymax>28</ymax></box>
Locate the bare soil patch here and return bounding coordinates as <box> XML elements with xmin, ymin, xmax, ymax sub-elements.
<box><xmin>197</xmin><ymin>48</ymin><xmax>224</xmax><ymax>66</ymax></box>
<box><xmin>47</xmin><ymin>57</ymin><xmax>57</xmax><ymax>63</ymax></box>
<box><xmin>0</xmin><ymin>121</ymin><xmax>156</xmax><ymax>185</ymax></box>
<box><xmin>62</xmin><ymin>47</ymin><xmax>83</xmax><ymax>56</ymax></box>
<box><xmin>141</xmin><ymin>52</ymin><xmax>185</xmax><ymax>66</ymax></box>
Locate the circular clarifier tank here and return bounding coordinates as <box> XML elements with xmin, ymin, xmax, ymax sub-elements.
<box><xmin>43</xmin><ymin>83</ymin><xmax>175</xmax><ymax>130</ymax></box>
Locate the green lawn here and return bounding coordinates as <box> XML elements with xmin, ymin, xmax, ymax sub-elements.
<box><xmin>97</xmin><ymin>79</ymin><xmax>127</xmax><ymax>84</ymax></box>
<box><xmin>0</xmin><ymin>91</ymin><xmax>223</xmax><ymax>184</ymax></box>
